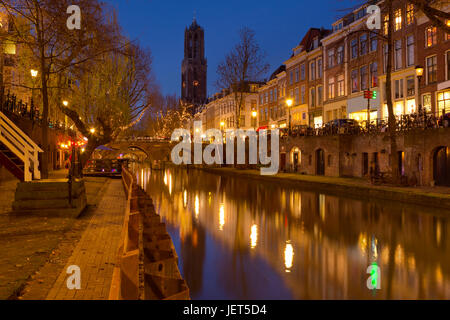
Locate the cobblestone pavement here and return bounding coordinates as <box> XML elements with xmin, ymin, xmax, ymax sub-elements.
<box><xmin>43</xmin><ymin>179</ymin><xmax>126</xmax><ymax>300</ymax></box>
<box><xmin>0</xmin><ymin>170</ymin><xmax>109</xmax><ymax>300</ymax></box>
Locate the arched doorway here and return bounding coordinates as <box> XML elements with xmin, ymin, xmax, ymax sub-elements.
<box><xmin>316</xmin><ymin>149</ymin><xmax>325</xmax><ymax>176</ymax></box>
<box><xmin>290</xmin><ymin>147</ymin><xmax>301</xmax><ymax>172</ymax></box>
<box><xmin>433</xmin><ymin>146</ymin><xmax>450</xmax><ymax>186</ymax></box>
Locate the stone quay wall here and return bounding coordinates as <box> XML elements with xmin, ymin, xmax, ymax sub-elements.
<box><xmin>281</xmin><ymin>128</ymin><xmax>450</xmax><ymax>186</ymax></box>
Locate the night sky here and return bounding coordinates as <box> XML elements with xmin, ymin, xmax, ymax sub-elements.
<box><xmin>104</xmin><ymin>0</ymin><xmax>363</xmax><ymax>97</ymax></box>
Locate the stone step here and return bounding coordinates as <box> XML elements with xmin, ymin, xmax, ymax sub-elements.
<box><xmin>15</xmin><ymin>180</ymin><xmax>84</xmax><ymax>192</ymax></box>
<box><xmin>14</xmin><ymin>186</ymin><xmax>85</xmax><ymax>201</ymax></box>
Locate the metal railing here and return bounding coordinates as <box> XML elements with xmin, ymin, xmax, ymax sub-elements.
<box><xmin>0</xmin><ymin>92</ymin><xmax>69</xmax><ymax>131</ymax></box>
<box><xmin>282</xmin><ymin>111</ymin><xmax>449</xmax><ymax>139</ymax></box>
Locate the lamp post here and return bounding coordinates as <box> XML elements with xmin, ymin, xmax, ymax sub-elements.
<box><xmin>251</xmin><ymin>110</ymin><xmax>257</xmax><ymax>131</ymax></box>
<box><xmin>62</xmin><ymin>100</ymin><xmax>69</xmax><ymax>130</ymax></box>
<box><xmin>30</xmin><ymin>69</ymin><xmax>38</xmax><ymax>115</ymax></box>
<box><xmin>415</xmin><ymin>66</ymin><xmax>424</xmax><ymax>114</ymax></box>
<box><xmin>286</xmin><ymin>99</ymin><xmax>293</xmax><ymax>136</ymax></box>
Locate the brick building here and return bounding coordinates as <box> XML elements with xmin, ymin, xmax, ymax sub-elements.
<box><xmin>284</xmin><ymin>28</ymin><xmax>330</xmax><ymax>128</ymax></box>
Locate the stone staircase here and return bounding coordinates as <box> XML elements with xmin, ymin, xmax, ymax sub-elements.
<box><xmin>12</xmin><ymin>179</ymin><xmax>87</xmax><ymax>217</ymax></box>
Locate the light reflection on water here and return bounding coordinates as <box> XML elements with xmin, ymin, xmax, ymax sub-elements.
<box><xmin>135</xmin><ymin>165</ymin><xmax>450</xmax><ymax>300</ymax></box>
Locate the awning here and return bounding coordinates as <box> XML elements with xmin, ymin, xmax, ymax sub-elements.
<box><xmin>256</xmin><ymin>126</ymin><xmax>268</xmax><ymax>132</ymax></box>
<box><xmin>96</xmin><ymin>145</ymin><xmax>114</xmax><ymax>151</ymax></box>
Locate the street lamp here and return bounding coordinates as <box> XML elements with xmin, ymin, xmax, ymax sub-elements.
<box><xmin>90</xmin><ymin>128</ymin><xmax>96</xmax><ymax>134</ymax></box>
<box><xmin>62</xmin><ymin>100</ymin><xmax>69</xmax><ymax>107</ymax></box>
<box><xmin>30</xmin><ymin>69</ymin><xmax>38</xmax><ymax>111</ymax></box>
<box><xmin>286</xmin><ymin>99</ymin><xmax>293</xmax><ymax>136</ymax></box>
<box><xmin>251</xmin><ymin>111</ymin><xmax>257</xmax><ymax>130</ymax></box>
<box><xmin>415</xmin><ymin>66</ymin><xmax>424</xmax><ymax>114</ymax></box>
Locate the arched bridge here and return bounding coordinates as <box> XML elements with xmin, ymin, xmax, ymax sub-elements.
<box><xmin>107</xmin><ymin>138</ymin><xmax>174</xmax><ymax>162</ymax></box>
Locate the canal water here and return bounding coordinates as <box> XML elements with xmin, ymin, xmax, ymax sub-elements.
<box><xmin>135</xmin><ymin>165</ymin><xmax>450</xmax><ymax>300</ymax></box>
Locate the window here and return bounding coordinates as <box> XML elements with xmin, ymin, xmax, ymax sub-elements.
<box><xmin>265</xmin><ymin>92</ymin><xmax>268</xmax><ymax>103</ymax></box>
<box><xmin>351</xmin><ymin>69</ymin><xmax>358</xmax><ymax>93</ymax></box>
<box><xmin>427</xmin><ymin>55</ymin><xmax>437</xmax><ymax>84</ymax></box>
<box><xmin>337</xmin><ymin>74</ymin><xmax>345</xmax><ymax>96</ymax></box>
<box><xmin>360</xmin><ymin>66</ymin><xmax>368</xmax><ymax>91</ymax></box>
<box><xmin>406</xmin><ymin>4</ymin><xmax>414</xmax><ymax>25</ymax></box>
<box><xmin>370</xmin><ymin>31</ymin><xmax>377</xmax><ymax>52</ymax></box>
<box><xmin>289</xmin><ymin>89</ymin><xmax>294</xmax><ymax>99</ymax></box>
<box><xmin>394</xmin><ymin>40</ymin><xmax>402</xmax><ymax>70</ymax></box>
<box><xmin>290</xmin><ymin>71</ymin><xmax>294</xmax><ymax>84</ymax></box>
<box><xmin>422</xmin><ymin>93</ymin><xmax>432</xmax><ymax>112</ymax></box>
<box><xmin>337</xmin><ymin>45</ymin><xmax>344</xmax><ymax>64</ymax></box>
<box><xmin>360</xmin><ymin>34</ymin><xmax>367</xmax><ymax>55</ymax></box>
<box><xmin>395</xmin><ymin>79</ymin><xmax>404</xmax><ymax>99</ymax></box>
<box><xmin>317</xmin><ymin>58</ymin><xmax>323</xmax><ymax>78</ymax></box>
<box><xmin>310</xmin><ymin>88</ymin><xmax>316</xmax><ymax>107</ymax></box>
<box><xmin>426</xmin><ymin>27</ymin><xmax>437</xmax><ymax>47</ymax></box>
<box><xmin>301</xmin><ymin>85</ymin><xmax>305</xmax><ymax>104</ymax></box>
<box><xmin>447</xmin><ymin>51</ymin><xmax>450</xmax><ymax>81</ymax></box>
<box><xmin>437</xmin><ymin>91</ymin><xmax>450</xmax><ymax>114</ymax></box>
<box><xmin>369</xmin><ymin>62</ymin><xmax>378</xmax><ymax>88</ymax></box>
<box><xmin>328</xmin><ymin>77</ymin><xmax>335</xmax><ymax>99</ymax></box>
<box><xmin>274</xmin><ymin>88</ymin><xmax>278</xmax><ymax>101</ymax></box>
<box><xmin>406</xmin><ymin>76</ymin><xmax>415</xmax><ymax>97</ymax></box>
<box><xmin>3</xmin><ymin>40</ymin><xmax>16</xmax><ymax>55</ymax></box>
<box><xmin>394</xmin><ymin>9</ymin><xmax>402</xmax><ymax>31</ymax></box>
<box><xmin>383</xmin><ymin>15</ymin><xmax>389</xmax><ymax>35</ymax></box>
<box><xmin>294</xmin><ymin>87</ymin><xmax>299</xmax><ymax>105</ymax></box>
<box><xmin>300</xmin><ymin>64</ymin><xmax>305</xmax><ymax>80</ymax></box>
<box><xmin>295</xmin><ymin>67</ymin><xmax>299</xmax><ymax>82</ymax></box>
<box><xmin>383</xmin><ymin>45</ymin><xmax>389</xmax><ymax>73</ymax></box>
<box><xmin>351</xmin><ymin>39</ymin><xmax>358</xmax><ymax>59</ymax></box>
<box><xmin>328</xmin><ymin>49</ymin><xmax>334</xmax><ymax>68</ymax></box>
<box><xmin>447</xmin><ymin>20</ymin><xmax>450</xmax><ymax>41</ymax></box>
<box><xmin>310</xmin><ymin>61</ymin><xmax>316</xmax><ymax>81</ymax></box>
<box><xmin>259</xmin><ymin>94</ymin><xmax>263</xmax><ymax>105</ymax></box>
<box><xmin>270</xmin><ymin>90</ymin><xmax>273</xmax><ymax>102</ymax></box>
<box><xmin>407</xmin><ymin>35</ymin><xmax>414</xmax><ymax>67</ymax></box>
<box><xmin>318</xmin><ymin>86</ymin><xmax>323</xmax><ymax>105</ymax></box>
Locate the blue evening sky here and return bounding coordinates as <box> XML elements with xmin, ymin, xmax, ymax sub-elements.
<box><xmin>104</xmin><ymin>0</ymin><xmax>363</xmax><ymax>97</ymax></box>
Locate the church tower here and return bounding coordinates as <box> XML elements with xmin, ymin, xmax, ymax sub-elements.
<box><xmin>181</xmin><ymin>18</ymin><xmax>207</xmax><ymax>109</ymax></box>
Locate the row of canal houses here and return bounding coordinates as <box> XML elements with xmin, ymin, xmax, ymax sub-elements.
<box><xmin>193</xmin><ymin>0</ymin><xmax>450</xmax><ymax>131</ymax></box>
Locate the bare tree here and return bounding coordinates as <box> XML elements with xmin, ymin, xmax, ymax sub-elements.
<box><xmin>0</xmin><ymin>0</ymin><xmax>125</xmax><ymax>177</ymax></box>
<box><xmin>216</xmin><ymin>27</ymin><xmax>269</xmax><ymax>129</ymax></box>
<box><xmin>409</xmin><ymin>0</ymin><xmax>450</xmax><ymax>33</ymax></box>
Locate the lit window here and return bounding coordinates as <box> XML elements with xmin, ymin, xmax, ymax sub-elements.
<box><xmin>406</xmin><ymin>4</ymin><xmax>414</xmax><ymax>25</ymax></box>
<box><xmin>337</xmin><ymin>74</ymin><xmax>345</xmax><ymax>96</ymax></box>
<box><xmin>394</xmin><ymin>9</ymin><xmax>402</xmax><ymax>31</ymax></box>
<box><xmin>426</xmin><ymin>27</ymin><xmax>437</xmax><ymax>47</ymax></box>
<box><xmin>383</xmin><ymin>15</ymin><xmax>389</xmax><ymax>35</ymax></box>
<box><xmin>3</xmin><ymin>40</ymin><xmax>16</xmax><ymax>55</ymax></box>
<box><xmin>328</xmin><ymin>77</ymin><xmax>335</xmax><ymax>99</ymax></box>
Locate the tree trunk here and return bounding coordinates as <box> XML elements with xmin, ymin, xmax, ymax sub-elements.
<box><xmin>386</xmin><ymin>0</ymin><xmax>399</xmax><ymax>184</ymax></box>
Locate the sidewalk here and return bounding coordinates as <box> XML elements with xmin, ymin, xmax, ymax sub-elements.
<box><xmin>200</xmin><ymin>167</ymin><xmax>450</xmax><ymax>209</ymax></box>
<box><xmin>42</xmin><ymin>179</ymin><xmax>126</xmax><ymax>300</ymax></box>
